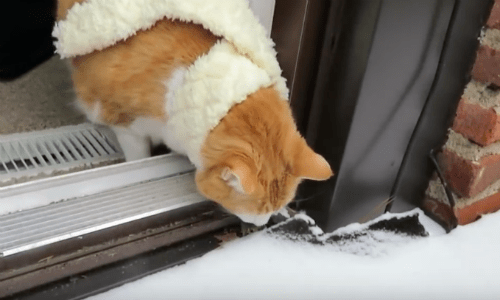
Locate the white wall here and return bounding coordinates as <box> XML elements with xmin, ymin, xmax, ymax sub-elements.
<box><xmin>247</xmin><ymin>0</ymin><xmax>276</xmax><ymax>37</ymax></box>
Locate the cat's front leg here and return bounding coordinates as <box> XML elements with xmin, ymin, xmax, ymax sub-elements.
<box><xmin>111</xmin><ymin>126</ymin><xmax>150</xmax><ymax>161</ymax></box>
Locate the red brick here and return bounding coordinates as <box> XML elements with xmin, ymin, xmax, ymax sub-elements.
<box><xmin>423</xmin><ymin>193</ymin><xmax>500</xmax><ymax>226</ymax></box>
<box><xmin>455</xmin><ymin>192</ymin><xmax>500</xmax><ymax>224</ymax></box>
<box><xmin>452</xmin><ymin>99</ymin><xmax>500</xmax><ymax>146</ymax></box>
<box><xmin>438</xmin><ymin>149</ymin><xmax>500</xmax><ymax>198</ymax></box>
<box><xmin>487</xmin><ymin>1</ymin><xmax>500</xmax><ymax>29</ymax></box>
<box><xmin>422</xmin><ymin>196</ymin><xmax>455</xmax><ymax>228</ymax></box>
<box><xmin>471</xmin><ymin>45</ymin><xmax>500</xmax><ymax>86</ymax></box>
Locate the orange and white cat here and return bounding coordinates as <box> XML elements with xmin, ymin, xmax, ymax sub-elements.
<box><xmin>55</xmin><ymin>0</ymin><xmax>333</xmax><ymax>226</ymax></box>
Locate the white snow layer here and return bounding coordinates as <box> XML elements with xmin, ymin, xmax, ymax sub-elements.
<box><xmin>87</xmin><ymin>208</ymin><xmax>500</xmax><ymax>300</ymax></box>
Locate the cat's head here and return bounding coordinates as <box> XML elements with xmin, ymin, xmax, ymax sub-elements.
<box><xmin>195</xmin><ymin>87</ymin><xmax>333</xmax><ymax>226</ymax></box>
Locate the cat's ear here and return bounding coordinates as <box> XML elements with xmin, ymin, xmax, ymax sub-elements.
<box><xmin>294</xmin><ymin>141</ymin><xmax>333</xmax><ymax>181</ymax></box>
<box><xmin>221</xmin><ymin>158</ymin><xmax>257</xmax><ymax>194</ymax></box>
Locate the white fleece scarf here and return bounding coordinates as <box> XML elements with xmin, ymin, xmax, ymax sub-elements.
<box><xmin>53</xmin><ymin>0</ymin><xmax>289</xmax><ymax>168</ymax></box>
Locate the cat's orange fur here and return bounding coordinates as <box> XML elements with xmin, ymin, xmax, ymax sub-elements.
<box><xmin>196</xmin><ymin>87</ymin><xmax>333</xmax><ymax>216</ymax></box>
<box><xmin>57</xmin><ymin>0</ymin><xmax>333</xmax><ymax>222</ymax></box>
<box><xmin>69</xmin><ymin>18</ymin><xmax>219</xmax><ymax>125</ymax></box>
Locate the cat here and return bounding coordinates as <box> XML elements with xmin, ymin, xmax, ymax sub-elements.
<box><xmin>55</xmin><ymin>0</ymin><xmax>334</xmax><ymax>226</ymax></box>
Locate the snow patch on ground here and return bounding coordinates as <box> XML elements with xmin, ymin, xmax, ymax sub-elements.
<box><xmin>269</xmin><ymin>209</ymin><xmax>429</xmax><ymax>257</ymax></box>
<box><xmin>87</xmin><ymin>209</ymin><xmax>500</xmax><ymax>300</ymax></box>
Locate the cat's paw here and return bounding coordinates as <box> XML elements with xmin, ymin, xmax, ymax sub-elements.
<box><xmin>112</xmin><ymin>127</ymin><xmax>151</xmax><ymax>161</ymax></box>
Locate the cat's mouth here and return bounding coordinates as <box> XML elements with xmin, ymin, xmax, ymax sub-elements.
<box><xmin>234</xmin><ymin>212</ymin><xmax>273</xmax><ymax>226</ymax></box>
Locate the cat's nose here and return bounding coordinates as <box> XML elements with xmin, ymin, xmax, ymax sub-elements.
<box><xmin>235</xmin><ymin>212</ymin><xmax>272</xmax><ymax>226</ymax></box>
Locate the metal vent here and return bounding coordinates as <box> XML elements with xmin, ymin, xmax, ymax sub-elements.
<box><xmin>0</xmin><ymin>124</ymin><xmax>124</xmax><ymax>184</ymax></box>
<box><xmin>0</xmin><ymin>172</ymin><xmax>203</xmax><ymax>257</ymax></box>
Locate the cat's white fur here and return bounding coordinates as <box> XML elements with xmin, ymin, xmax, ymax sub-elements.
<box><xmin>76</xmin><ymin>97</ymin><xmax>163</xmax><ymax>161</ymax></box>
<box><xmin>236</xmin><ymin>212</ymin><xmax>273</xmax><ymax>227</ymax></box>
<box><xmin>75</xmin><ymin>100</ymin><xmax>102</xmax><ymax>124</ymax></box>
<box><xmin>111</xmin><ymin>125</ymin><xmax>151</xmax><ymax>161</ymax></box>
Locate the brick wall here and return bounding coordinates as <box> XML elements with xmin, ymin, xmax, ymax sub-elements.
<box><xmin>423</xmin><ymin>1</ymin><xmax>500</xmax><ymax>227</ymax></box>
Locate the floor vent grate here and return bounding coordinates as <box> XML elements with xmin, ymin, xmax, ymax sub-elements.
<box><xmin>0</xmin><ymin>124</ymin><xmax>124</xmax><ymax>185</ymax></box>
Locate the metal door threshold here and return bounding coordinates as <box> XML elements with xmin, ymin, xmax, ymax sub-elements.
<box><xmin>0</xmin><ymin>172</ymin><xmax>204</xmax><ymax>257</ymax></box>
<box><xmin>0</xmin><ymin>153</ymin><xmax>199</xmax><ymax>257</ymax></box>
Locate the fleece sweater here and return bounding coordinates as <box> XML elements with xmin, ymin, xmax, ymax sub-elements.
<box><xmin>53</xmin><ymin>0</ymin><xmax>288</xmax><ymax>167</ymax></box>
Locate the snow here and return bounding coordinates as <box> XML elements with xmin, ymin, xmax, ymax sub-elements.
<box><xmin>87</xmin><ymin>209</ymin><xmax>500</xmax><ymax>300</ymax></box>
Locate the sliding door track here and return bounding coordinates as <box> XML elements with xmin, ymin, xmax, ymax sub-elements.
<box><xmin>0</xmin><ymin>152</ymin><xmax>239</xmax><ymax>298</ymax></box>
<box><xmin>0</xmin><ymin>172</ymin><xmax>203</xmax><ymax>257</ymax></box>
